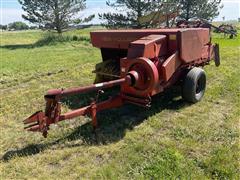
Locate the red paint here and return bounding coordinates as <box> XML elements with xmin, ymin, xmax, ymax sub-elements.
<box><xmin>24</xmin><ymin>28</ymin><xmax>220</xmax><ymax>137</ymax></box>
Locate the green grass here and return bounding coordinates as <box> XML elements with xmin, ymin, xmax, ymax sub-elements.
<box><xmin>0</xmin><ymin>28</ymin><xmax>239</xmax><ymax>179</ymax></box>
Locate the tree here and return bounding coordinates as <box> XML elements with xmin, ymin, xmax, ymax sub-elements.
<box><xmin>18</xmin><ymin>0</ymin><xmax>94</xmax><ymax>33</ymax></box>
<box><xmin>100</xmin><ymin>0</ymin><xmax>222</xmax><ymax>29</ymax></box>
<box><xmin>178</xmin><ymin>0</ymin><xmax>222</xmax><ymax>21</ymax></box>
<box><xmin>140</xmin><ymin>0</ymin><xmax>180</xmax><ymax>27</ymax></box>
<box><xmin>0</xmin><ymin>25</ymin><xmax>8</xmax><ymax>30</ymax></box>
<box><xmin>8</xmin><ymin>21</ymin><xmax>29</xmax><ymax>30</ymax></box>
<box><xmin>99</xmin><ymin>0</ymin><xmax>156</xmax><ymax>29</ymax></box>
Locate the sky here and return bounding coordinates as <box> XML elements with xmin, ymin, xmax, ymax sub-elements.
<box><xmin>0</xmin><ymin>0</ymin><xmax>239</xmax><ymax>25</ymax></box>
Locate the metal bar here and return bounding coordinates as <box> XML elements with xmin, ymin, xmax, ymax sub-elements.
<box><xmin>58</xmin><ymin>95</ymin><xmax>124</xmax><ymax>122</ymax></box>
<box><xmin>62</xmin><ymin>78</ymin><xmax>126</xmax><ymax>96</ymax></box>
<box><xmin>59</xmin><ymin>106</ymin><xmax>90</xmax><ymax>120</ymax></box>
<box><xmin>47</xmin><ymin>78</ymin><xmax>127</xmax><ymax>97</ymax></box>
<box><xmin>96</xmin><ymin>95</ymin><xmax>123</xmax><ymax>112</ymax></box>
<box><xmin>214</xmin><ymin>43</ymin><xmax>220</xmax><ymax>67</ymax></box>
<box><xmin>121</xmin><ymin>94</ymin><xmax>150</xmax><ymax>104</ymax></box>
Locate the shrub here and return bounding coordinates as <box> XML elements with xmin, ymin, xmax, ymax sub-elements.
<box><xmin>8</xmin><ymin>21</ymin><xmax>29</xmax><ymax>30</ymax></box>
<box><xmin>34</xmin><ymin>33</ymin><xmax>90</xmax><ymax>47</ymax></box>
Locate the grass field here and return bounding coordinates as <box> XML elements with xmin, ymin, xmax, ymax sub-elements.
<box><xmin>0</xmin><ymin>28</ymin><xmax>239</xmax><ymax>179</ymax></box>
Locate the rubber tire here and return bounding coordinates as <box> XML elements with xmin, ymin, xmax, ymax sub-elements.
<box><xmin>182</xmin><ymin>67</ymin><xmax>206</xmax><ymax>103</ymax></box>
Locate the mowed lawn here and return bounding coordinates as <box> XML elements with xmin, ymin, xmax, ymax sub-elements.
<box><xmin>0</xmin><ymin>28</ymin><xmax>239</xmax><ymax>179</ymax></box>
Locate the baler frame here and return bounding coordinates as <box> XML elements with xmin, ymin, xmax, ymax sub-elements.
<box><xmin>24</xmin><ymin>28</ymin><xmax>220</xmax><ymax>138</ymax></box>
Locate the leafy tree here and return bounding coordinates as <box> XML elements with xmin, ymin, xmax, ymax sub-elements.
<box><xmin>178</xmin><ymin>0</ymin><xmax>222</xmax><ymax>21</ymax></box>
<box><xmin>18</xmin><ymin>0</ymin><xmax>94</xmax><ymax>33</ymax></box>
<box><xmin>142</xmin><ymin>0</ymin><xmax>180</xmax><ymax>27</ymax></box>
<box><xmin>8</xmin><ymin>21</ymin><xmax>29</xmax><ymax>30</ymax></box>
<box><xmin>73</xmin><ymin>14</ymin><xmax>95</xmax><ymax>24</ymax></box>
<box><xmin>100</xmin><ymin>0</ymin><xmax>222</xmax><ymax>29</ymax></box>
<box><xmin>3</xmin><ymin>25</ymin><xmax>7</xmax><ymax>30</ymax></box>
<box><xmin>0</xmin><ymin>25</ymin><xmax>8</xmax><ymax>30</ymax></box>
<box><xmin>99</xmin><ymin>0</ymin><xmax>155</xmax><ymax>29</ymax></box>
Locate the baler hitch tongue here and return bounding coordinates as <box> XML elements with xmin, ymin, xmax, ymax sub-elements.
<box><xmin>23</xmin><ymin>77</ymin><xmax>130</xmax><ymax>138</ymax></box>
<box><xmin>23</xmin><ymin>111</ymin><xmax>49</xmax><ymax>137</ymax></box>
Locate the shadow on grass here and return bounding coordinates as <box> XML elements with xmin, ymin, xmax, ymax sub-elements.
<box><xmin>1</xmin><ymin>144</ymin><xmax>47</xmax><ymax>161</ymax></box>
<box><xmin>1</xmin><ymin>87</ymin><xmax>188</xmax><ymax>162</ymax></box>
<box><xmin>0</xmin><ymin>34</ymin><xmax>90</xmax><ymax>50</ymax></box>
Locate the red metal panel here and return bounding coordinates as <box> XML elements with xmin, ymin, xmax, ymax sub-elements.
<box><xmin>179</xmin><ymin>29</ymin><xmax>210</xmax><ymax>63</ymax></box>
<box><xmin>91</xmin><ymin>29</ymin><xmax>183</xmax><ymax>49</ymax></box>
<box><xmin>201</xmin><ymin>45</ymin><xmax>209</xmax><ymax>59</ymax></box>
<box><xmin>161</xmin><ymin>52</ymin><xmax>182</xmax><ymax>81</ymax></box>
<box><xmin>90</xmin><ymin>28</ymin><xmax>208</xmax><ymax>50</ymax></box>
<box><xmin>127</xmin><ymin>34</ymin><xmax>167</xmax><ymax>59</ymax></box>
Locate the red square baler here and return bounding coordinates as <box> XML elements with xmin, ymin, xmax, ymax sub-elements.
<box><xmin>24</xmin><ymin>28</ymin><xmax>220</xmax><ymax>137</ymax></box>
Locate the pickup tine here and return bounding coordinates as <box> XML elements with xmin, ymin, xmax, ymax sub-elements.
<box><xmin>24</xmin><ymin>122</ymin><xmax>39</xmax><ymax>130</ymax></box>
<box><xmin>25</xmin><ymin>125</ymin><xmax>41</xmax><ymax>132</ymax></box>
<box><xmin>23</xmin><ymin>111</ymin><xmax>46</xmax><ymax>133</ymax></box>
<box><xmin>23</xmin><ymin>111</ymin><xmax>44</xmax><ymax>124</ymax></box>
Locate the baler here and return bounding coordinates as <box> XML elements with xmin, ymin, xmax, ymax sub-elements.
<box><xmin>24</xmin><ymin>28</ymin><xmax>220</xmax><ymax>137</ymax></box>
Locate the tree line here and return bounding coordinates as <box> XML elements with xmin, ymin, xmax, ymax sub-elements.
<box><xmin>0</xmin><ymin>22</ymin><xmax>38</xmax><ymax>31</ymax></box>
<box><xmin>1</xmin><ymin>0</ymin><xmax>222</xmax><ymax>33</ymax></box>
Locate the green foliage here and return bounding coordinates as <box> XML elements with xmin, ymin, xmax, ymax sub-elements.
<box><xmin>100</xmin><ymin>0</ymin><xmax>223</xmax><ymax>28</ymax></box>
<box><xmin>99</xmin><ymin>0</ymin><xmax>155</xmax><ymax>28</ymax></box>
<box><xmin>18</xmin><ymin>0</ymin><xmax>93</xmax><ymax>33</ymax></box>
<box><xmin>34</xmin><ymin>33</ymin><xmax>90</xmax><ymax>46</ymax></box>
<box><xmin>178</xmin><ymin>0</ymin><xmax>223</xmax><ymax>21</ymax></box>
<box><xmin>8</xmin><ymin>21</ymin><xmax>29</xmax><ymax>30</ymax></box>
<box><xmin>74</xmin><ymin>14</ymin><xmax>95</xmax><ymax>24</ymax></box>
<box><xmin>0</xmin><ymin>24</ymin><xmax>8</xmax><ymax>30</ymax></box>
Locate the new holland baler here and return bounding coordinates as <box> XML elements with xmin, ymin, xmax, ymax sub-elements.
<box><xmin>24</xmin><ymin>28</ymin><xmax>220</xmax><ymax>137</ymax></box>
